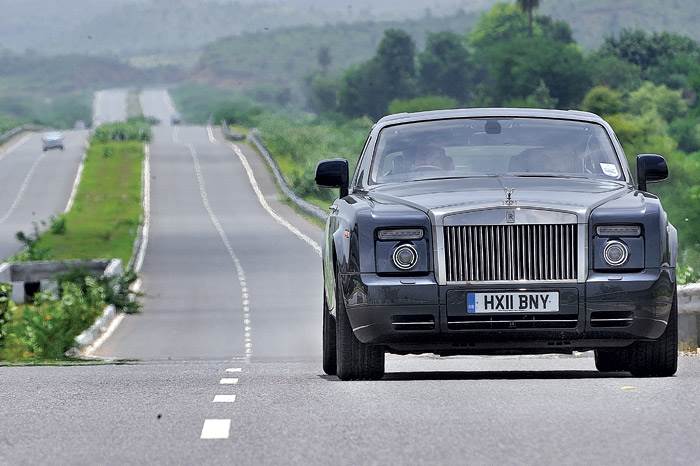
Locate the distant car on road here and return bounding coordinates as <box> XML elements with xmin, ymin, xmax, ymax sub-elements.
<box><xmin>316</xmin><ymin>108</ymin><xmax>678</xmax><ymax>380</ymax></box>
<box><xmin>170</xmin><ymin>113</ymin><xmax>182</xmax><ymax>125</ymax></box>
<box><xmin>41</xmin><ymin>131</ymin><xmax>64</xmax><ymax>151</ymax></box>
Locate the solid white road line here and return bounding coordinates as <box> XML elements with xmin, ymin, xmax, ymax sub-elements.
<box><xmin>207</xmin><ymin>125</ymin><xmax>217</xmax><ymax>144</ymax></box>
<box><xmin>0</xmin><ymin>150</ymin><xmax>47</xmax><ymax>224</ymax></box>
<box><xmin>213</xmin><ymin>395</ymin><xmax>237</xmax><ymax>403</ymax></box>
<box><xmin>220</xmin><ymin>378</ymin><xmax>239</xmax><ymax>385</ymax></box>
<box><xmin>82</xmin><ymin>144</ymin><xmax>150</xmax><ymax>357</ymax></box>
<box><xmin>200</xmin><ymin>419</ymin><xmax>231</xmax><ymax>439</ymax></box>
<box><xmin>64</xmin><ymin>142</ymin><xmax>88</xmax><ymax>213</ymax></box>
<box><xmin>134</xmin><ymin>144</ymin><xmax>151</xmax><ymax>273</ymax></box>
<box><xmin>229</xmin><ymin>143</ymin><xmax>322</xmax><ymax>257</ymax></box>
<box><xmin>225</xmin><ymin>368</ymin><xmax>242</xmax><ymax>373</ymax></box>
<box><xmin>187</xmin><ymin>143</ymin><xmax>253</xmax><ymax>359</ymax></box>
<box><xmin>0</xmin><ymin>133</ymin><xmax>31</xmax><ymax>163</ymax></box>
<box><xmin>81</xmin><ymin>313</ymin><xmax>125</xmax><ymax>357</ymax></box>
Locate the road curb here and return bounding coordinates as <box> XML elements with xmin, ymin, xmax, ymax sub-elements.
<box><xmin>70</xmin><ymin>142</ymin><xmax>150</xmax><ymax>356</ymax></box>
<box><xmin>245</xmin><ymin>129</ymin><xmax>328</xmax><ymax>221</ymax></box>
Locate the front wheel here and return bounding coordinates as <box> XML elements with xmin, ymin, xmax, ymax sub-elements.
<box><xmin>335</xmin><ymin>276</ymin><xmax>384</xmax><ymax>380</ymax></box>
<box><xmin>627</xmin><ymin>292</ymin><xmax>678</xmax><ymax>377</ymax></box>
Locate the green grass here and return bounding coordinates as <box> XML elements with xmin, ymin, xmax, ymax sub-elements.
<box><xmin>36</xmin><ymin>141</ymin><xmax>143</xmax><ymax>264</ymax></box>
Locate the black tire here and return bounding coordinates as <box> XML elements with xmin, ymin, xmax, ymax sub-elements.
<box><xmin>322</xmin><ymin>295</ymin><xmax>337</xmax><ymax>376</ymax></box>
<box><xmin>335</xmin><ymin>276</ymin><xmax>384</xmax><ymax>380</ymax></box>
<box><xmin>594</xmin><ymin>349</ymin><xmax>628</xmax><ymax>372</ymax></box>
<box><xmin>627</xmin><ymin>292</ymin><xmax>678</xmax><ymax>377</ymax></box>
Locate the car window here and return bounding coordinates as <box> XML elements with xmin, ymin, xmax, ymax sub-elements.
<box><xmin>370</xmin><ymin>118</ymin><xmax>625</xmax><ymax>184</ymax></box>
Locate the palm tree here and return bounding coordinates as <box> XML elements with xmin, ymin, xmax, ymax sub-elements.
<box><xmin>516</xmin><ymin>0</ymin><xmax>541</xmax><ymax>37</ymax></box>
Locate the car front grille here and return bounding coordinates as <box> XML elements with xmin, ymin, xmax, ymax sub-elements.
<box><xmin>444</xmin><ymin>224</ymin><xmax>578</xmax><ymax>283</ymax></box>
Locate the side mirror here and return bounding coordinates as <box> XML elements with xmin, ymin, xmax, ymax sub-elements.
<box><xmin>636</xmin><ymin>154</ymin><xmax>668</xmax><ymax>192</ymax></box>
<box><xmin>315</xmin><ymin>158</ymin><xmax>349</xmax><ymax>198</ymax></box>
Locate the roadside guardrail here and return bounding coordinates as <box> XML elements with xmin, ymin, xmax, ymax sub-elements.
<box><xmin>236</xmin><ymin>126</ymin><xmax>329</xmax><ymax>221</ymax></box>
<box><xmin>0</xmin><ymin>124</ymin><xmax>43</xmax><ymax>146</ymax></box>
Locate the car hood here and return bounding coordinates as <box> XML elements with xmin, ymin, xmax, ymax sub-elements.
<box><xmin>365</xmin><ymin>176</ymin><xmax>633</xmax><ymax>222</ymax></box>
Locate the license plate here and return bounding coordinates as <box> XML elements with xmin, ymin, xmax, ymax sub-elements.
<box><xmin>467</xmin><ymin>292</ymin><xmax>559</xmax><ymax>313</ymax></box>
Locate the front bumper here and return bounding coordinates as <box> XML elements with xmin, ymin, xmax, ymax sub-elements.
<box><xmin>341</xmin><ymin>268</ymin><xmax>675</xmax><ymax>355</ymax></box>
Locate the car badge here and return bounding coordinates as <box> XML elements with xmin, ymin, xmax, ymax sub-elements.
<box><xmin>506</xmin><ymin>209</ymin><xmax>516</xmax><ymax>223</ymax></box>
<box><xmin>504</xmin><ymin>188</ymin><xmax>516</xmax><ymax>206</ymax></box>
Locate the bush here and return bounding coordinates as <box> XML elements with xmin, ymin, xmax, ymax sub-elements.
<box><xmin>18</xmin><ymin>278</ymin><xmax>105</xmax><ymax>359</ymax></box>
<box><xmin>93</xmin><ymin>118</ymin><xmax>152</xmax><ymax>143</ymax></box>
<box><xmin>0</xmin><ymin>283</ymin><xmax>13</xmax><ymax>349</ymax></box>
<box><xmin>49</xmin><ymin>215</ymin><xmax>67</xmax><ymax>235</ymax></box>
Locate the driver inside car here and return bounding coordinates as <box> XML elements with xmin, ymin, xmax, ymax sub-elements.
<box><xmin>412</xmin><ymin>144</ymin><xmax>452</xmax><ymax>171</ymax></box>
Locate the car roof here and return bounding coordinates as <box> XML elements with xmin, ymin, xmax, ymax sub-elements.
<box><xmin>376</xmin><ymin>108</ymin><xmax>605</xmax><ymax>127</ymax></box>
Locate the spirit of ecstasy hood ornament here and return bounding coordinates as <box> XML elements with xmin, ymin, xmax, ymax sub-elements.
<box><xmin>504</xmin><ymin>188</ymin><xmax>516</xmax><ymax>206</ymax></box>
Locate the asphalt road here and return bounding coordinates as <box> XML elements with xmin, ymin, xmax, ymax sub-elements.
<box><xmin>0</xmin><ymin>89</ymin><xmax>126</xmax><ymax>261</ymax></box>
<box><xmin>0</xmin><ymin>130</ymin><xmax>86</xmax><ymax>260</ymax></box>
<box><xmin>1</xmin><ymin>89</ymin><xmax>698</xmax><ymax>465</ymax></box>
<box><xmin>93</xmin><ymin>89</ymin><xmax>128</xmax><ymax>126</ymax></box>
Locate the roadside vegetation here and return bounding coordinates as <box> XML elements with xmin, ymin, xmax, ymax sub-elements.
<box><xmin>0</xmin><ymin>119</ymin><xmax>148</xmax><ymax>361</ymax></box>
<box><xmin>33</xmin><ymin>119</ymin><xmax>148</xmax><ymax>264</ymax></box>
<box><xmin>175</xmin><ymin>1</ymin><xmax>700</xmax><ymax>283</ymax></box>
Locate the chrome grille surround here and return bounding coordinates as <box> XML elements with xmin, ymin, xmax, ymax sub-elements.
<box><xmin>432</xmin><ymin>208</ymin><xmax>587</xmax><ymax>285</ymax></box>
<box><xmin>444</xmin><ymin>224</ymin><xmax>578</xmax><ymax>283</ymax></box>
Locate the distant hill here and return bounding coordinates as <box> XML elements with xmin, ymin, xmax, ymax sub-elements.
<box><xmin>542</xmin><ymin>0</ymin><xmax>700</xmax><ymax>48</ymax></box>
<box><xmin>1</xmin><ymin>0</ymin><xmax>699</xmax><ymax>60</ymax></box>
<box><xmin>194</xmin><ymin>11</ymin><xmax>481</xmax><ymax>91</ymax></box>
<box><xmin>0</xmin><ymin>0</ymin><xmax>493</xmax><ymax>56</ymax></box>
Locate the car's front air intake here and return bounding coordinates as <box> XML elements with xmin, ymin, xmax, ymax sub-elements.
<box><xmin>444</xmin><ymin>224</ymin><xmax>578</xmax><ymax>282</ymax></box>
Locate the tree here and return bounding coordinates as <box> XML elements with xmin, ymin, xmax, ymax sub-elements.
<box><xmin>317</xmin><ymin>46</ymin><xmax>332</xmax><ymax>74</ymax></box>
<box><xmin>474</xmin><ymin>35</ymin><xmax>591</xmax><ymax>108</ymax></box>
<box><xmin>307</xmin><ymin>74</ymin><xmax>339</xmax><ymax>114</ymax></box>
<box><xmin>337</xmin><ymin>29</ymin><xmax>417</xmax><ymax>119</ymax></box>
<box><xmin>516</xmin><ymin>0</ymin><xmax>541</xmax><ymax>37</ymax></box>
<box><xmin>418</xmin><ymin>32</ymin><xmax>471</xmax><ymax>102</ymax></box>
<box><xmin>581</xmin><ymin>86</ymin><xmax>624</xmax><ymax>116</ymax></box>
<box><xmin>628</xmin><ymin>82</ymin><xmax>687</xmax><ymax>121</ymax></box>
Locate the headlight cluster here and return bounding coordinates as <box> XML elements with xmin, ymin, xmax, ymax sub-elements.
<box><xmin>375</xmin><ymin>228</ymin><xmax>427</xmax><ymax>274</ymax></box>
<box><xmin>594</xmin><ymin>224</ymin><xmax>643</xmax><ymax>270</ymax></box>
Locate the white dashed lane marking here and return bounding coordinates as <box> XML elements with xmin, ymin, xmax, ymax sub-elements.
<box><xmin>187</xmin><ymin>142</ymin><xmax>252</xmax><ymax>359</ymax></box>
<box><xmin>213</xmin><ymin>395</ymin><xmax>237</xmax><ymax>403</ymax></box>
<box><xmin>201</xmin><ymin>419</ymin><xmax>231</xmax><ymax>439</ymax></box>
<box><xmin>225</xmin><ymin>368</ymin><xmax>242</xmax><ymax>373</ymax></box>
<box><xmin>220</xmin><ymin>378</ymin><xmax>239</xmax><ymax>385</ymax></box>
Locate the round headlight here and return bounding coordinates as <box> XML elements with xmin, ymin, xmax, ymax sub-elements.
<box><xmin>392</xmin><ymin>244</ymin><xmax>418</xmax><ymax>270</ymax></box>
<box><xmin>603</xmin><ymin>240</ymin><xmax>629</xmax><ymax>267</ymax></box>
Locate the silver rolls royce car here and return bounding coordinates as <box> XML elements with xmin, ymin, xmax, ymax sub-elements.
<box><xmin>316</xmin><ymin>108</ymin><xmax>677</xmax><ymax>380</ymax></box>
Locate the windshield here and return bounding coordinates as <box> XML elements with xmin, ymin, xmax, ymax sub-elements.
<box><xmin>370</xmin><ymin>118</ymin><xmax>625</xmax><ymax>184</ymax></box>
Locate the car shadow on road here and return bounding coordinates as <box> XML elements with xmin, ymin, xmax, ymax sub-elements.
<box><xmin>319</xmin><ymin>370</ymin><xmax>631</xmax><ymax>381</ymax></box>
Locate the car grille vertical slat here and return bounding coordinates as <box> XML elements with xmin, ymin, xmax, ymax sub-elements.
<box><xmin>444</xmin><ymin>224</ymin><xmax>578</xmax><ymax>283</ymax></box>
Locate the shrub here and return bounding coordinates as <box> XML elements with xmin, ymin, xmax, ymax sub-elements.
<box><xmin>49</xmin><ymin>215</ymin><xmax>67</xmax><ymax>235</ymax></box>
<box><xmin>93</xmin><ymin>118</ymin><xmax>152</xmax><ymax>143</ymax></box>
<box><xmin>14</xmin><ymin>222</ymin><xmax>51</xmax><ymax>261</ymax></box>
<box><xmin>20</xmin><ymin>278</ymin><xmax>105</xmax><ymax>359</ymax></box>
<box><xmin>0</xmin><ymin>283</ymin><xmax>13</xmax><ymax>349</ymax></box>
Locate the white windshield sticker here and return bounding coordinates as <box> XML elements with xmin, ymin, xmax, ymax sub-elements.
<box><xmin>600</xmin><ymin>163</ymin><xmax>619</xmax><ymax>177</ymax></box>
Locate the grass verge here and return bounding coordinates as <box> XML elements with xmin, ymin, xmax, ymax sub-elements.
<box><xmin>34</xmin><ymin>141</ymin><xmax>143</xmax><ymax>264</ymax></box>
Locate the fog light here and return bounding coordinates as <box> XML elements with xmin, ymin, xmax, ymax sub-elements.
<box><xmin>603</xmin><ymin>240</ymin><xmax>629</xmax><ymax>266</ymax></box>
<box><xmin>392</xmin><ymin>244</ymin><xmax>418</xmax><ymax>270</ymax></box>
